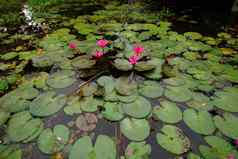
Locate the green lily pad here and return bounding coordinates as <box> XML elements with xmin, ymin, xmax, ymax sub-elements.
<box><xmin>81</xmin><ymin>82</ymin><xmax>98</xmax><ymax>97</ymax></box>
<box><xmin>0</xmin><ymin>144</ymin><xmax>22</xmax><ymax>159</ymax></box>
<box><xmin>97</xmin><ymin>76</ymin><xmax>115</xmax><ymax>94</ymax></box>
<box><xmin>0</xmin><ymin>79</ymin><xmax>8</xmax><ymax>92</ymax></box>
<box><xmin>214</xmin><ymin>113</ymin><xmax>238</xmax><ymax>139</ymax></box>
<box><xmin>120</xmin><ymin>118</ymin><xmax>150</xmax><ymax>141</ymax></box>
<box><xmin>29</xmin><ymin>91</ymin><xmax>66</xmax><ymax>117</ymax></box>
<box><xmin>164</xmin><ymin>86</ymin><xmax>192</xmax><ymax>102</ymax></box>
<box><xmin>0</xmin><ymin>109</ymin><xmax>10</xmax><ymax>126</ymax></box>
<box><xmin>1</xmin><ymin>52</ymin><xmax>18</xmax><ymax>60</ymax></box>
<box><xmin>125</xmin><ymin>142</ymin><xmax>151</xmax><ymax>159</ymax></box>
<box><xmin>64</xmin><ymin>97</ymin><xmax>82</xmax><ymax>116</ymax></box>
<box><xmin>71</xmin><ymin>55</ymin><xmax>96</xmax><ymax>69</ymax></box>
<box><xmin>187</xmin><ymin>153</ymin><xmax>202</xmax><ymax>159</ymax></box>
<box><xmin>156</xmin><ymin>125</ymin><xmax>191</xmax><ymax>155</ymax></box>
<box><xmin>153</xmin><ymin>101</ymin><xmax>182</xmax><ymax>123</ymax></box>
<box><xmin>7</xmin><ymin>111</ymin><xmax>44</xmax><ymax>142</ymax></box>
<box><xmin>183</xmin><ymin>109</ymin><xmax>215</xmax><ymax>135</ymax></box>
<box><xmin>212</xmin><ymin>87</ymin><xmax>238</xmax><ymax>112</ymax></box>
<box><xmin>80</xmin><ymin>96</ymin><xmax>103</xmax><ymax>113</ymax></box>
<box><xmin>187</xmin><ymin>92</ymin><xmax>213</xmax><ymax>111</ymax></box>
<box><xmin>113</xmin><ymin>59</ymin><xmax>133</xmax><ymax>71</ymax></box>
<box><xmin>143</xmin><ymin>58</ymin><xmax>164</xmax><ymax>80</ymax></box>
<box><xmin>122</xmin><ymin>96</ymin><xmax>152</xmax><ymax>118</ymax></box>
<box><xmin>69</xmin><ymin>135</ymin><xmax>116</xmax><ymax>159</ymax></box>
<box><xmin>38</xmin><ymin>124</ymin><xmax>70</xmax><ymax>154</ymax></box>
<box><xmin>184</xmin><ymin>32</ymin><xmax>203</xmax><ymax>40</ymax></box>
<box><xmin>46</xmin><ymin>70</ymin><xmax>76</xmax><ymax>89</ymax></box>
<box><xmin>74</xmin><ymin>23</ymin><xmax>97</xmax><ymax>35</ymax></box>
<box><xmin>115</xmin><ymin>76</ymin><xmax>137</xmax><ymax>96</ymax></box>
<box><xmin>138</xmin><ymin>80</ymin><xmax>164</xmax><ymax>98</ymax></box>
<box><xmin>199</xmin><ymin>136</ymin><xmax>238</xmax><ymax>159</ymax></box>
<box><xmin>134</xmin><ymin>60</ymin><xmax>157</xmax><ymax>72</ymax></box>
<box><xmin>102</xmin><ymin>102</ymin><xmax>124</xmax><ymax>121</ymax></box>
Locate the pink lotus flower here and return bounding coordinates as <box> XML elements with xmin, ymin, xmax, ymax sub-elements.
<box><xmin>227</xmin><ymin>154</ymin><xmax>236</xmax><ymax>159</ymax></box>
<box><xmin>133</xmin><ymin>45</ymin><xmax>144</xmax><ymax>56</ymax></box>
<box><xmin>97</xmin><ymin>39</ymin><xmax>109</xmax><ymax>48</ymax></box>
<box><xmin>129</xmin><ymin>55</ymin><xmax>139</xmax><ymax>65</ymax></box>
<box><xmin>68</xmin><ymin>42</ymin><xmax>77</xmax><ymax>49</ymax></box>
<box><xmin>94</xmin><ymin>50</ymin><xmax>104</xmax><ymax>59</ymax></box>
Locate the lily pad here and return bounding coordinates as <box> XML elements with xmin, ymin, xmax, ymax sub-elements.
<box><xmin>156</xmin><ymin>125</ymin><xmax>191</xmax><ymax>155</ymax></box>
<box><xmin>102</xmin><ymin>102</ymin><xmax>124</xmax><ymax>121</ymax></box>
<box><xmin>29</xmin><ymin>91</ymin><xmax>66</xmax><ymax>117</ymax></box>
<box><xmin>214</xmin><ymin>113</ymin><xmax>238</xmax><ymax>139</ymax></box>
<box><xmin>134</xmin><ymin>60</ymin><xmax>157</xmax><ymax>72</ymax></box>
<box><xmin>164</xmin><ymin>86</ymin><xmax>192</xmax><ymax>102</ymax></box>
<box><xmin>7</xmin><ymin>111</ymin><xmax>44</xmax><ymax>142</ymax></box>
<box><xmin>71</xmin><ymin>55</ymin><xmax>96</xmax><ymax>69</ymax></box>
<box><xmin>212</xmin><ymin>87</ymin><xmax>238</xmax><ymax>112</ymax></box>
<box><xmin>199</xmin><ymin>136</ymin><xmax>238</xmax><ymax>159</ymax></box>
<box><xmin>120</xmin><ymin>118</ymin><xmax>150</xmax><ymax>141</ymax></box>
<box><xmin>125</xmin><ymin>142</ymin><xmax>151</xmax><ymax>159</ymax></box>
<box><xmin>69</xmin><ymin>135</ymin><xmax>116</xmax><ymax>159</ymax></box>
<box><xmin>81</xmin><ymin>82</ymin><xmax>98</xmax><ymax>97</ymax></box>
<box><xmin>183</xmin><ymin>109</ymin><xmax>215</xmax><ymax>135</ymax></box>
<box><xmin>115</xmin><ymin>76</ymin><xmax>137</xmax><ymax>96</ymax></box>
<box><xmin>138</xmin><ymin>80</ymin><xmax>164</xmax><ymax>98</ymax></box>
<box><xmin>75</xmin><ymin>113</ymin><xmax>98</xmax><ymax>132</ymax></box>
<box><xmin>122</xmin><ymin>96</ymin><xmax>152</xmax><ymax>118</ymax></box>
<box><xmin>64</xmin><ymin>97</ymin><xmax>82</xmax><ymax>116</ymax></box>
<box><xmin>74</xmin><ymin>23</ymin><xmax>97</xmax><ymax>35</ymax></box>
<box><xmin>80</xmin><ymin>96</ymin><xmax>103</xmax><ymax>113</ymax></box>
<box><xmin>0</xmin><ymin>144</ymin><xmax>22</xmax><ymax>159</ymax></box>
<box><xmin>153</xmin><ymin>101</ymin><xmax>182</xmax><ymax>124</ymax></box>
<box><xmin>0</xmin><ymin>109</ymin><xmax>10</xmax><ymax>126</ymax></box>
<box><xmin>46</xmin><ymin>70</ymin><xmax>76</xmax><ymax>89</ymax></box>
<box><xmin>113</xmin><ymin>59</ymin><xmax>133</xmax><ymax>71</ymax></box>
<box><xmin>38</xmin><ymin>125</ymin><xmax>70</xmax><ymax>154</ymax></box>
<box><xmin>143</xmin><ymin>58</ymin><xmax>164</xmax><ymax>80</ymax></box>
<box><xmin>97</xmin><ymin>76</ymin><xmax>115</xmax><ymax>94</ymax></box>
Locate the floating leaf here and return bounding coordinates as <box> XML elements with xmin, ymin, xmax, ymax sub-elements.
<box><xmin>74</xmin><ymin>23</ymin><xmax>97</xmax><ymax>35</ymax></box>
<box><xmin>134</xmin><ymin>60</ymin><xmax>157</xmax><ymax>72</ymax></box>
<box><xmin>113</xmin><ymin>59</ymin><xmax>133</xmax><ymax>71</ymax></box>
<box><xmin>102</xmin><ymin>102</ymin><xmax>124</xmax><ymax>121</ymax></box>
<box><xmin>75</xmin><ymin>113</ymin><xmax>98</xmax><ymax>132</ymax></box>
<box><xmin>183</xmin><ymin>109</ymin><xmax>215</xmax><ymax>135</ymax></box>
<box><xmin>120</xmin><ymin>118</ymin><xmax>150</xmax><ymax>141</ymax></box>
<box><xmin>69</xmin><ymin>135</ymin><xmax>116</xmax><ymax>159</ymax></box>
<box><xmin>164</xmin><ymin>86</ymin><xmax>192</xmax><ymax>102</ymax></box>
<box><xmin>143</xmin><ymin>58</ymin><xmax>164</xmax><ymax>80</ymax></box>
<box><xmin>0</xmin><ymin>144</ymin><xmax>22</xmax><ymax>159</ymax></box>
<box><xmin>0</xmin><ymin>109</ymin><xmax>10</xmax><ymax>126</ymax></box>
<box><xmin>71</xmin><ymin>56</ymin><xmax>96</xmax><ymax>69</ymax></box>
<box><xmin>115</xmin><ymin>76</ymin><xmax>137</xmax><ymax>96</ymax></box>
<box><xmin>156</xmin><ymin>125</ymin><xmax>190</xmax><ymax>155</ymax></box>
<box><xmin>47</xmin><ymin>70</ymin><xmax>76</xmax><ymax>89</ymax></box>
<box><xmin>38</xmin><ymin>125</ymin><xmax>69</xmax><ymax>154</ymax></box>
<box><xmin>122</xmin><ymin>96</ymin><xmax>151</xmax><ymax>118</ymax></box>
<box><xmin>199</xmin><ymin>136</ymin><xmax>238</xmax><ymax>159</ymax></box>
<box><xmin>80</xmin><ymin>96</ymin><xmax>103</xmax><ymax>113</ymax></box>
<box><xmin>81</xmin><ymin>82</ymin><xmax>98</xmax><ymax>97</ymax></box>
<box><xmin>212</xmin><ymin>87</ymin><xmax>238</xmax><ymax>112</ymax></box>
<box><xmin>214</xmin><ymin>113</ymin><xmax>238</xmax><ymax>139</ymax></box>
<box><xmin>64</xmin><ymin>97</ymin><xmax>82</xmax><ymax>116</ymax></box>
<box><xmin>138</xmin><ymin>80</ymin><xmax>164</xmax><ymax>98</ymax></box>
<box><xmin>97</xmin><ymin>76</ymin><xmax>115</xmax><ymax>94</ymax></box>
<box><xmin>30</xmin><ymin>91</ymin><xmax>66</xmax><ymax>117</ymax></box>
<box><xmin>7</xmin><ymin>111</ymin><xmax>44</xmax><ymax>142</ymax></box>
<box><xmin>125</xmin><ymin>142</ymin><xmax>151</xmax><ymax>159</ymax></box>
<box><xmin>153</xmin><ymin>101</ymin><xmax>182</xmax><ymax>123</ymax></box>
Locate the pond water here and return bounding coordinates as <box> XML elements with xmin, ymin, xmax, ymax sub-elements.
<box><xmin>0</xmin><ymin>1</ymin><xmax>238</xmax><ymax>159</ymax></box>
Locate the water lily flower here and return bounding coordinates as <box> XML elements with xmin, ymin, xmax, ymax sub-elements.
<box><xmin>68</xmin><ymin>42</ymin><xmax>77</xmax><ymax>49</ymax></box>
<box><xmin>97</xmin><ymin>39</ymin><xmax>109</xmax><ymax>48</ymax></box>
<box><xmin>129</xmin><ymin>55</ymin><xmax>139</xmax><ymax>65</ymax></box>
<box><xmin>133</xmin><ymin>44</ymin><xmax>144</xmax><ymax>56</ymax></box>
<box><xmin>227</xmin><ymin>154</ymin><xmax>236</xmax><ymax>159</ymax></box>
<box><xmin>94</xmin><ymin>50</ymin><xmax>104</xmax><ymax>59</ymax></box>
